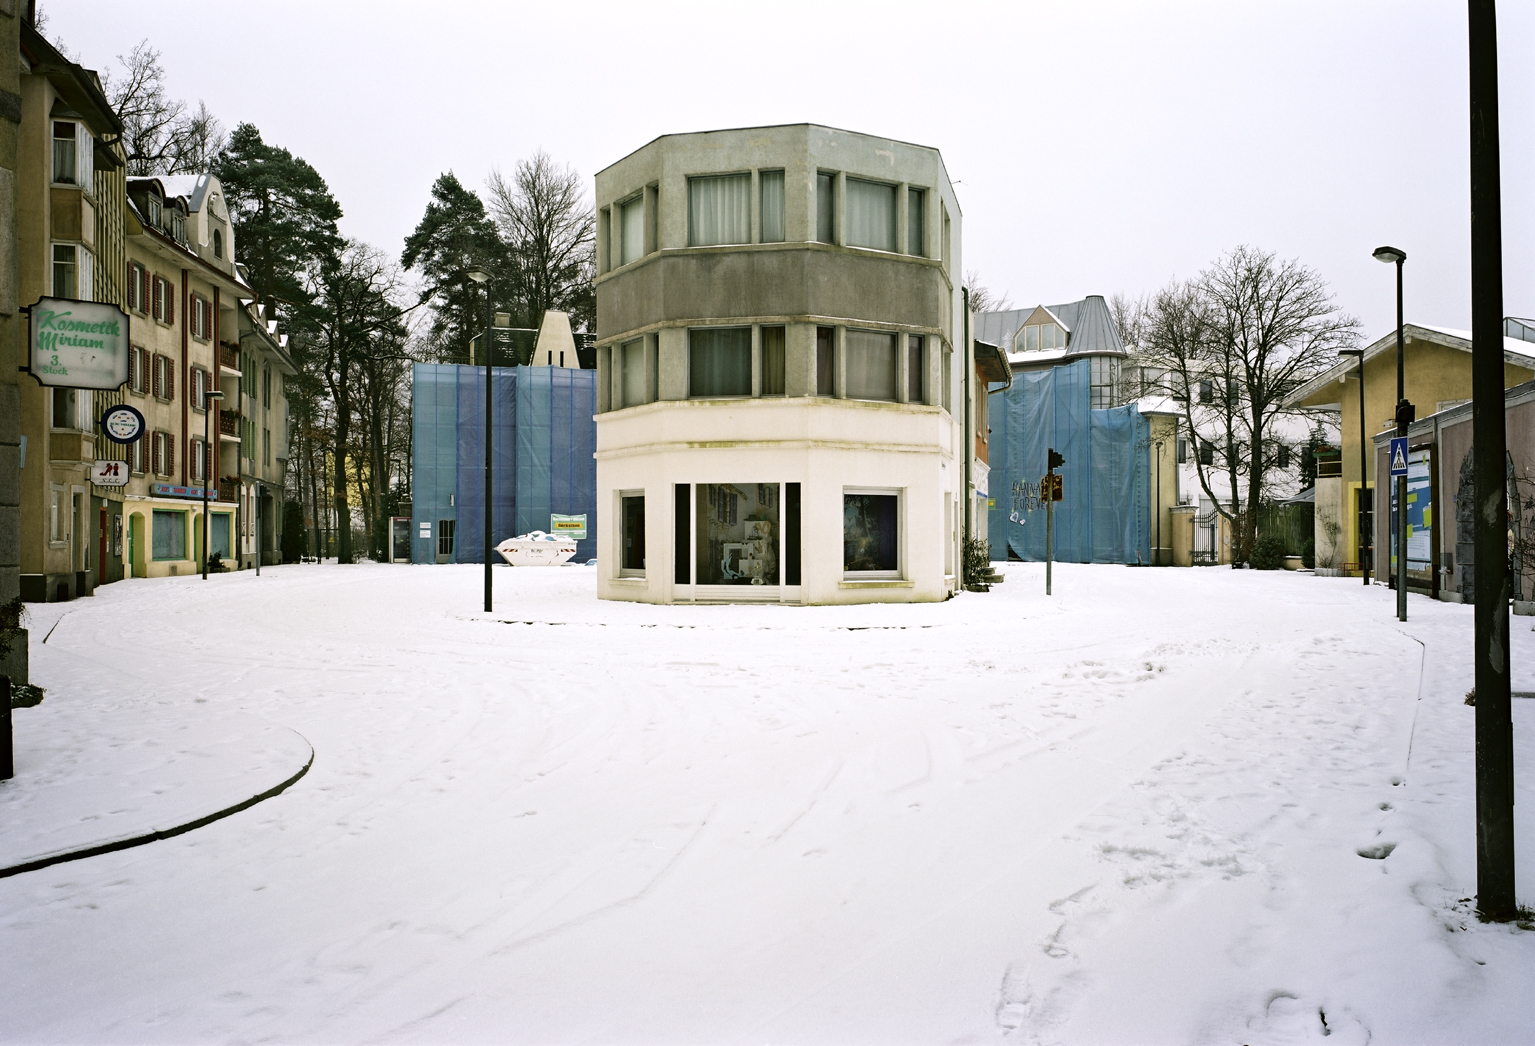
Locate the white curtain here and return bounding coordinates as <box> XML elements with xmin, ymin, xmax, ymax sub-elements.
<box><xmin>689</xmin><ymin>174</ymin><xmax>750</xmax><ymax>247</ymax></box>
<box><xmin>76</xmin><ymin>122</ymin><xmax>94</xmax><ymax>189</ymax></box>
<box><xmin>760</xmin><ymin>171</ymin><xmax>785</xmax><ymax>243</ymax></box>
<box><xmin>846</xmin><ymin>178</ymin><xmax>896</xmax><ymax>252</ymax></box>
<box><xmin>620</xmin><ymin>197</ymin><xmax>644</xmax><ymax>266</ymax></box>
<box><xmin>845</xmin><ymin>329</ymin><xmax>897</xmax><ymax>401</ymax></box>
<box><xmin>621</xmin><ymin>339</ymin><xmax>645</xmax><ymax>407</ymax></box>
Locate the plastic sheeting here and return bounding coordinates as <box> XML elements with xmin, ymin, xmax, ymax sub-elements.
<box><xmin>986</xmin><ymin>358</ymin><xmax>1151</xmax><ymax>564</ymax></box>
<box><xmin>411</xmin><ymin>364</ymin><xmax>597</xmax><ymax>565</ymax></box>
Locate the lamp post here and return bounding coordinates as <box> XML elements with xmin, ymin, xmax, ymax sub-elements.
<box><xmin>201</xmin><ymin>389</ymin><xmax>225</xmax><ymax>579</ymax></box>
<box><xmin>1337</xmin><ymin>349</ymin><xmax>1369</xmax><ymax>586</ymax></box>
<box><xmin>1153</xmin><ymin>438</ymin><xmax>1164</xmax><ymax>566</ymax></box>
<box><xmin>466</xmin><ymin>268</ymin><xmax>493</xmax><ymax>613</ymax></box>
<box><xmin>1373</xmin><ymin>245</ymin><xmax>1409</xmax><ymax>621</ymax></box>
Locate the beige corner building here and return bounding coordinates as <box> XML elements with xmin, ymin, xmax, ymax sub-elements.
<box><xmin>592</xmin><ymin>124</ymin><xmax>970</xmax><ymax>604</ymax></box>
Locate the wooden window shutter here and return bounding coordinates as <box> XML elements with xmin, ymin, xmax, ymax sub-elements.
<box><xmin>166</xmin><ymin>282</ymin><xmax>175</xmax><ymax>325</ymax></box>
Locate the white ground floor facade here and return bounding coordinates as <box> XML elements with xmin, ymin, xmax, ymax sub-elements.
<box><xmin>595</xmin><ymin>399</ymin><xmax>964</xmax><ymax>605</ymax></box>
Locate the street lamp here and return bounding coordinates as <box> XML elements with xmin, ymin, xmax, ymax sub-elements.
<box><xmin>1373</xmin><ymin>245</ymin><xmax>1409</xmax><ymax>621</ymax></box>
<box><xmin>1337</xmin><ymin>349</ymin><xmax>1369</xmax><ymax>586</ymax></box>
<box><xmin>466</xmin><ymin>268</ymin><xmax>493</xmax><ymax>613</ymax></box>
<box><xmin>201</xmin><ymin>389</ymin><xmax>225</xmax><ymax>580</ymax></box>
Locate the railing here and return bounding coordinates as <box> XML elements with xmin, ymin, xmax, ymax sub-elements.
<box><xmin>219</xmin><ymin>412</ymin><xmax>239</xmax><ymax>437</ymax></box>
<box><xmin>219</xmin><ymin>344</ymin><xmax>239</xmax><ymax>372</ymax></box>
<box><xmin>218</xmin><ymin>479</ymin><xmax>239</xmax><ymax>503</ymax></box>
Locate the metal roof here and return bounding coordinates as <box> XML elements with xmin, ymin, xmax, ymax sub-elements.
<box><xmin>976</xmin><ymin>294</ymin><xmax>1126</xmax><ymax>363</ymax></box>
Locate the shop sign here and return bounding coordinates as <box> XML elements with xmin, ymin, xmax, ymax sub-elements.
<box><xmin>551</xmin><ymin>513</ymin><xmax>587</xmax><ymax>539</ymax></box>
<box><xmin>92</xmin><ymin>459</ymin><xmax>130</xmax><ymax>487</ymax></box>
<box><xmin>152</xmin><ymin>482</ymin><xmax>218</xmax><ymax>500</ymax></box>
<box><xmin>26</xmin><ymin>297</ymin><xmax>130</xmax><ymax>390</ymax></box>
<box><xmin>101</xmin><ymin>404</ymin><xmax>146</xmax><ymax>444</ymax></box>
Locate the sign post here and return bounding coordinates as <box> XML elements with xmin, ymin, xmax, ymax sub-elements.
<box><xmin>1389</xmin><ymin>434</ymin><xmax>1410</xmax><ymax>620</ymax></box>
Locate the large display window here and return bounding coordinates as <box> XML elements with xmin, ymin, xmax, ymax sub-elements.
<box><xmin>844</xmin><ymin>490</ymin><xmax>899</xmax><ymax>575</ymax></box>
<box><xmin>696</xmin><ymin>483</ymin><xmax>779</xmax><ymax>585</ymax></box>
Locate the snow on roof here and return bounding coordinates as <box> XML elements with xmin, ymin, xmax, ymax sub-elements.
<box><xmin>147</xmin><ymin>172</ymin><xmax>211</xmax><ymax>211</ymax></box>
<box><xmin>1285</xmin><ymin>322</ymin><xmax>1535</xmax><ymax>409</ymax></box>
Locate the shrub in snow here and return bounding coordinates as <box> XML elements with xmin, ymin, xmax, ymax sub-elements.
<box><xmin>1250</xmin><ymin>536</ymin><xmax>1287</xmax><ymax>570</ymax></box>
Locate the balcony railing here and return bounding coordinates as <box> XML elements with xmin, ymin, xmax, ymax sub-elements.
<box><xmin>219</xmin><ymin>344</ymin><xmax>240</xmax><ymax>373</ymax></box>
<box><xmin>219</xmin><ymin>412</ymin><xmax>240</xmax><ymax>437</ymax></box>
<box><xmin>218</xmin><ymin>479</ymin><xmax>239</xmax><ymax>503</ymax></box>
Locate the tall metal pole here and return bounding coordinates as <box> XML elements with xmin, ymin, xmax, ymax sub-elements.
<box><xmin>201</xmin><ymin>403</ymin><xmax>211</xmax><ymax>580</ymax></box>
<box><xmin>1468</xmin><ymin>0</ymin><xmax>1515</xmax><ymax>921</ymax></box>
<box><xmin>1045</xmin><ymin>492</ymin><xmax>1053</xmax><ymax>596</ymax></box>
<box><xmin>484</xmin><ymin>283</ymin><xmax>494</xmax><ymax>614</ymax></box>
<box><xmin>1154</xmin><ymin>439</ymin><xmax>1163</xmax><ymax>566</ymax></box>
<box><xmin>1359</xmin><ymin>363</ymin><xmax>1369</xmax><ymax>585</ymax></box>
<box><xmin>1394</xmin><ymin>258</ymin><xmax>1406</xmax><ymax>622</ymax></box>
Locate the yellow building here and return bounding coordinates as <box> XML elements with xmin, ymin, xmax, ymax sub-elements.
<box><xmin>1285</xmin><ymin>322</ymin><xmax>1535</xmax><ymax>578</ymax></box>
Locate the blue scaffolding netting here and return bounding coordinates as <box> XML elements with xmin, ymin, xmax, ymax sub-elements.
<box><xmin>411</xmin><ymin>363</ymin><xmax>597</xmax><ymax>564</ymax></box>
<box><xmin>986</xmin><ymin>358</ymin><xmax>1152</xmax><ymax>564</ymax></box>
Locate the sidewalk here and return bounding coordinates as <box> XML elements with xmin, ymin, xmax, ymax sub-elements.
<box><xmin>2</xmin><ymin>697</ymin><xmax>312</xmax><ymax>877</ymax></box>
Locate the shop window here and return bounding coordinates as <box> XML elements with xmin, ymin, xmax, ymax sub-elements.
<box><xmin>816</xmin><ymin>326</ymin><xmax>834</xmax><ymax>396</ymax></box>
<box><xmin>845</xmin><ymin>329</ymin><xmax>897</xmax><ymax>401</ymax></box>
<box><xmin>760</xmin><ymin>326</ymin><xmax>786</xmax><ymax>396</ymax></box>
<box><xmin>674</xmin><ymin>484</ymin><xmax>691</xmax><ymax>585</ymax></box>
<box><xmin>689</xmin><ymin>327</ymin><xmax>751</xmax><ymax>398</ymax></box>
<box><xmin>621</xmin><ymin>493</ymin><xmax>646</xmax><ymax>575</ymax></box>
<box><xmin>696</xmin><ymin>483</ymin><xmax>778</xmax><ymax>585</ymax></box>
<box><xmin>689</xmin><ymin>173</ymin><xmax>750</xmax><ymax>247</ymax></box>
<box><xmin>760</xmin><ymin>170</ymin><xmax>785</xmax><ymax>243</ymax></box>
<box><xmin>844</xmin><ymin>490</ymin><xmax>899</xmax><ymax>576</ymax></box>
<box><xmin>211</xmin><ymin>513</ymin><xmax>232</xmax><ymax>558</ymax></box>
<box><xmin>152</xmin><ymin>509</ymin><xmax>186</xmax><ymax>560</ymax></box>
<box><xmin>785</xmin><ymin>482</ymin><xmax>801</xmax><ymax>585</ymax></box>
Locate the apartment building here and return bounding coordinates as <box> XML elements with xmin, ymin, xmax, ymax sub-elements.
<box><xmin>592</xmin><ymin>124</ymin><xmax>971</xmax><ymax>604</ymax></box>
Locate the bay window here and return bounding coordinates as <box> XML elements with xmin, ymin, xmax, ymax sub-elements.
<box><xmin>846</xmin><ymin>178</ymin><xmax>896</xmax><ymax>252</ymax></box>
<box><xmin>688</xmin><ymin>173</ymin><xmax>750</xmax><ymax>247</ymax></box>
<box><xmin>907</xmin><ymin>335</ymin><xmax>924</xmax><ymax>403</ymax></box>
<box><xmin>620</xmin><ymin>338</ymin><xmax>645</xmax><ymax>407</ymax></box>
<box><xmin>759</xmin><ymin>170</ymin><xmax>785</xmax><ymax>243</ymax></box>
<box><xmin>759</xmin><ymin>326</ymin><xmax>786</xmax><ymax>396</ymax></box>
<box><xmin>689</xmin><ymin>327</ymin><xmax>751</xmax><ymax>398</ymax></box>
<box><xmin>845</xmin><ymin>329</ymin><xmax>897</xmax><ymax>402</ymax></box>
<box><xmin>816</xmin><ymin>172</ymin><xmax>835</xmax><ymax>243</ymax></box>
<box><xmin>907</xmin><ymin>188</ymin><xmax>925</xmax><ymax>255</ymax></box>
<box><xmin>620</xmin><ymin>195</ymin><xmax>644</xmax><ymax>266</ymax></box>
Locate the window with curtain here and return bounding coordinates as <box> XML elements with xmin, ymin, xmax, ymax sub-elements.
<box><xmin>816</xmin><ymin>326</ymin><xmax>834</xmax><ymax>395</ymax></box>
<box><xmin>53</xmin><ymin>121</ymin><xmax>76</xmax><ymax>183</ymax></box>
<box><xmin>845</xmin><ymin>329</ymin><xmax>897</xmax><ymax>401</ymax></box>
<box><xmin>153</xmin><ymin>510</ymin><xmax>186</xmax><ymax>560</ymax></box>
<box><xmin>689</xmin><ymin>173</ymin><xmax>750</xmax><ymax>247</ymax></box>
<box><xmin>620</xmin><ymin>195</ymin><xmax>644</xmax><ymax>266</ymax></box>
<box><xmin>907</xmin><ymin>188</ymin><xmax>924</xmax><ymax>255</ymax></box>
<box><xmin>847</xmin><ymin>178</ymin><xmax>897</xmax><ymax>252</ymax></box>
<box><xmin>759</xmin><ymin>171</ymin><xmax>785</xmax><ymax>243</ymax></box>
<box><xmin>816</xmin><ymin>172</ymin><xmax>835</xmax><ymax>243</ymax></box>
<box><xmin>621</xmin><ymin>338</ymin><xmax>645</xmax><ymax>407</ymax></box>
<box><xmin>760</xmin><ymin>326</ymin><xmax>786</xmax><ymax>396</ymax></box>
<box><xmin>52</xmin><ymin>244</ymin><xmax>76</xmax><ymax>298</ymax></box>
<box><xmin>907</xmin><ymin>335</ymin><xmax>924</xmax><ymax>403</ymax></box>
<box><xmin>211</xmin><ymin>513</ymin><xmax>232</xmax><ymax>558</ymax></box>
<box><xmin>689</xmin><ymin>327</ymin><xmax>752</xmax><ymax>397</ymax></box>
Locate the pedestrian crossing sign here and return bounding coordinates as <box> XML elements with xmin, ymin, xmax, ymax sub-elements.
<box><xmin>1389</xmin><ymin>437</ymin><xmax>1409</xmax><ymax>476</ymax></box>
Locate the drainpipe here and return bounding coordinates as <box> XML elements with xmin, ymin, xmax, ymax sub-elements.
<box><xmin>963</xmin><ymin>286</ymin><xmax>972</xmax><ymax>547</ymax></box>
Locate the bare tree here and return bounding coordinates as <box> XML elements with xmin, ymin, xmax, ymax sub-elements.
<box><xmin>104</xmin><ymin>41</ymin><xmax>226</xmax><ymax>176</ymax></box>
<box><xmin>1133</xmin><ymin>247</ymin><xmax>1360</xmax><ymax>564</ymax></box>
<box><xmin>965</xmin><ymin>270</ymin><xmax>1014</xmax><ymax>314</ymax></box>
<box><xmin>486</xmin><ymin>152</ymin><xmax>596</xmax><ymax>332</ymax></box>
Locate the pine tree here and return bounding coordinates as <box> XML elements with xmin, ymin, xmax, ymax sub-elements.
<box><xmin>401</xmin><ymin>172</ymin><xmax>508</xmax><ymax>363</ymax></box>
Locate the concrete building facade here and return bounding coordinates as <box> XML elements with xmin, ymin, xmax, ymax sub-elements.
<box><xmin>592</xmin><ymin>124</ymin><xmax>969</xmax><ymax>604</ymax></box>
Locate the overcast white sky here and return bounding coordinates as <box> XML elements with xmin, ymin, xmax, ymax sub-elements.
<box><xmin>48</xmin><ymin>0</ymin><xmax>1533</xmax><ymax>340</ymax></box>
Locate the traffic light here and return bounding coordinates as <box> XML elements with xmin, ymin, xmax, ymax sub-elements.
<box><xmin>1394</xmin><ymin>400</ymin><xmax>1415</xmax><ymax>432</ymax></box>
<box><xmin>1047</xmin><ymin>448</ymin><xmax>1065</xmax><ymax>471</ymax></box>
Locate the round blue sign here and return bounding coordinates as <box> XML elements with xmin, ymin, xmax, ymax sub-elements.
<box><xmin>101</xmin><ymin>404</ymin><xmax>146</xmax><ymax>445</ymax></box>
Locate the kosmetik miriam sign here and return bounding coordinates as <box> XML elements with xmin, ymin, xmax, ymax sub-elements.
<box><xmin>27</xmin><ymin>297</ymin><xmax>130</xmax><ymax>390</ymax></box>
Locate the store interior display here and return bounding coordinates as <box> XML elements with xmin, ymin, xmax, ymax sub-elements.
<box><xmin>697</xmin><ymin>483</ymin><xmax>778</xmax><ymax>585</ymax></box>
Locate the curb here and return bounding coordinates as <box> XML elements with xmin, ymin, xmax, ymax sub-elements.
<box><xmin>0</xmin><ymin>738</ymin><xmax>314</xmax><ymax>880</ymax></box>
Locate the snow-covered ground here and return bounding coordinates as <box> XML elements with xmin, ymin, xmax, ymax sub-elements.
<box><xmin>3</xmin><ymin>562</ymin><xmax>1534</xmax><ymax>1044</ymax></box>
